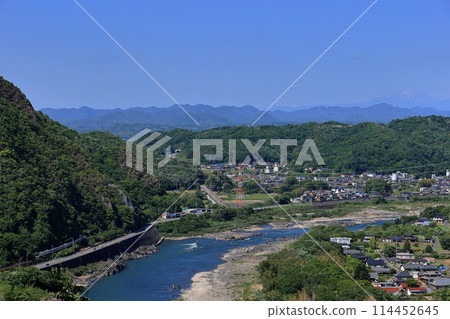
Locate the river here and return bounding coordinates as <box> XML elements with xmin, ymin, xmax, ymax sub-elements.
<box><xmin>87</xmin><ymin>220</ymin><xmax>387</xmax><ymax>301</ymax></box>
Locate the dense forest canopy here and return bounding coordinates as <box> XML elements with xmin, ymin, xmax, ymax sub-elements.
<box><xmin>164</xmin><ymin>118</ymin><xmax>449</xmax><ymax>176</ymax></box>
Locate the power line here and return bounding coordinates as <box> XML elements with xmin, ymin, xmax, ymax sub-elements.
<box><xmin>251</xmin><ymin>0</ymin><xmax>379</xmax><ymax>126</ymax></box>
<box><xmin>77</xmin><ymin>178</ymin><xmax>199</xmax><ymax>300</ymax></box>
<box><xmin>72</xmin><ymin>0</ymin><xmax>200</xmax><ymax>126</ymax></box>
<box><xmin>252</xmin><ymin>178</ymin><xmax>376</xmax><ymax>301</ymax></box>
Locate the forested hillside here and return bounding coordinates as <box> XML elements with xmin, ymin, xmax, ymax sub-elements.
<box><xmin>164</xmin><ymin>117</ymin><xmax>450</xmax><ymax>176</ymax></box>
<box><xmin>0</xmin><ymin>77</ymin><xmax>185</xmax><ymax>267</ymax></box>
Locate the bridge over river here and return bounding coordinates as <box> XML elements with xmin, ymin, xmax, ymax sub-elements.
<box><xmin>200</xmin><ymin>185</ymin><xmax>225</xmax><ymax>205</ymax></box>
<box><xmin>34</xmin><ymin>224</ymin><xmax>162</xmax><ymax>271</ymax></box>
<box><xmin>32</xmin><ymin>191</ymin><xmax>401</xmax><ymax>271</ymax></box>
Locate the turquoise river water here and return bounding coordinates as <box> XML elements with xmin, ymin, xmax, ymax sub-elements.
<box><xmin>87</xmin><ymin>220</ymin><xmax>387</xmax><ymax>301</ymax></box>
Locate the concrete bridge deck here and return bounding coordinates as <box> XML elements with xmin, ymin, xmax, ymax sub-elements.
<box><xmin>200</xmin><ymin>185</ymin><xmax>225</xmax><ymax>205</ymax></box>
<box><xmin>34</xmin><ymin>224</ymin><xmax>162</xmax><ymax>270</ymax></box>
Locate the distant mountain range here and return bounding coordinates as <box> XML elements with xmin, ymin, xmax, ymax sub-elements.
<box><xmin>41</xmin><ymin>102</ymin><xmax>450</xmax><ymax>138</ymax></box>
<box><xmin>271</xmin><ymin>91</ymin><xmax>450</xmax><ymax>111</ymax></box>
<box><xmin>354</xmin><ymin>91</ymin><xmax>450</xmax><ymax>110</ymax></box>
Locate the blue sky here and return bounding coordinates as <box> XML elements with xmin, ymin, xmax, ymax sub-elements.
<box><xmin>1</xmin><ymin>0</ymin><xmax>449</xmax><ymax>109</ymax></box>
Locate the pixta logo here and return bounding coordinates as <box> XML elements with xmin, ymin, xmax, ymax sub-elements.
<box><xmin>126</xmin><ymin>132</ymin><xmax>325</xmax><ymax>174</ymax></box>
<box><xmin>126</xmin><ymin>129</ymin><xmax>173</xmax><ymax>175</ymax></box>
<box><xmin>193</xmin><ymin>139</ymin><xmax>325</xmax><ymax>166</ymax></box>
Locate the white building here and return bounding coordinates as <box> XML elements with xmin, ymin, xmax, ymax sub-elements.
<box><xmin>273</xmin><ymin>163</ymin><xmax>279</xmax><ymax>173</ymax></box>
<box><xmin>330</xmin><ymin>237</ymin><xmax>352</xmax><ymax>245</ymax></box>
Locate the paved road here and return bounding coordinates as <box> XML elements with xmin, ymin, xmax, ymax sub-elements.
<box><xmin>433</xmin><ymin>238</ymin><xmax>440</xmax><ymax>250</ymax></box>
<box><xmin>380</xmin><ymin>253</ymin><xmax>399</xmax><ymax>271</ymax></box>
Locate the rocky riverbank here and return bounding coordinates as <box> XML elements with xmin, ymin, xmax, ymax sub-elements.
<box><xmin>203</xmin><ymin>231</ymin><xmax>263</xmax><ymax>241</ymax></box>
<box><xmin>78</xmin><ymin>206</ymin><xmax>422</xmax><ymax>292</ymax></box>
<box><xmin>165</xmin><ymin>230</ymin><xmax>264</xmax><ymax>241</ymax></box>
<box><xmin>298</xmin><ymin>207</ymin><xmax>420</xmax><ymax>228</ymax></box>
<box><xmin>180</xmin><ymin>208</ymin><xmax>422</xmax><ymax>300</ymax></box>
<box><xmin>72</xmin><ymin>244</ymin><xmax>159</xmax><ymax>287</ymax></box>
<box><xmin>267</xmin><ymin>207</ymin><xmax>420</xmax><ymax>229</ymax></box>
<box><xmin>180</xmin><ymin>237</ymin><xmax>297</xmax><ymax>301</ymax></box>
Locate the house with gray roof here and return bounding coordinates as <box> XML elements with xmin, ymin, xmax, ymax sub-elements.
<box><xmin>351</xmin><ymin>253</ymin><xmax>367</xmax><ymax>261</ymax></box>
<box><xmin>409</xmin><ymin>258</ymin><xmax>428</xmax><ymax>265</ymax></box>
<box><xmin>429</xmin><ymin>278</ymin><xmax>450</xmax><ymax>290</ymax></box>
<box><xmin>401</xmin><ymin>264</ymin><xmax>422</xmax><ymax>272</ymax></box>
<box><xmin>418</xmin><ymin>267</ymin><xmax>443</xmax><ymax>281</ymax></box>
<box><xmin>394</xmin><ymin>271</ymin><xmax>413</xmax><ymax>283</ymax></box>
<box><xmin>343</xmin><ymin>249</ymin><xmax>360</xmax><ymax>255</ymax></box>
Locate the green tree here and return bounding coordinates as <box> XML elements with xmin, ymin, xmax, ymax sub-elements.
<box><xmin>3</xmin><ymin>267</ymin><xmax>85</xmax><ymax>301</ymax></box>
<box><xmin>372</xmin><ymin>195</ymin><xmax>387</xmax><ymax>204</ymax></box>
<box><xmin>273</xmin><ymin>193</ymin><xmax>292</xmax><ymax>205</ymax></box>
<box><xmin>420</xmin><ymin>206</ymin><xmax>450</xmax><ymax>220</ymax></box>
<box><xmin>403</xmin><ymin>240</ymin><xmax>411</xmax><ymax>252</ymax></box>
<box><xmin>205</xmin><ymin>172</ymin><xmax>233</xmax><ymax>192</ymax></box>
<box><xmin>417</xmin><ymin>179</ymin><xmax>435</xmax><ymax>188</ymax></box>
<box><xmin>405</xmin><ymin>279</ymin><xmax>419</xmax><ymax>288</ymax></box>
<box><xmin>382</xmin><ymin>245</ymin><xmax>396</xmax><ymax>258</ymax></box>
<box><xmin>440</xmin><ymin>235</ymin><xmax>450</xmax><ymax>250</ymax></box>
<box><xmin>274</xmin><ymin>265</ymin><xmax>304</xmax><ymax>295</ymax></box>
<box><xmin>424</xmin><ymin>245</ymin><xmax>433</xmax><ymax>254</ymax></box>
<box><xmin>364</xmin><ymin>179</ymin><xmax>392</xmax><ymax>195</ymax></box>
<box><xmin>354</xmin><ymin>263</ymin><xmax>371</xmax><ymax>281</ymax></box>
<box><xmin>433</xmin><ymin>288</ymin><xmax>450</xmax><ymax>301</ymax></box>
<box><xmin>368</xmin><ymin>237</ymin><xmax>377</xmax><ymax>251</ymax></box>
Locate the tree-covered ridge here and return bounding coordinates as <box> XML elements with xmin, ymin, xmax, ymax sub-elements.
<box><xmin>0</xmin><ymin>76</ymin><xmax>35</xmax><ymax>119</ymax></box>
<box><xmin>75</xmin><ymin>130</ymin><xmax>204</xmax><ymax>214</ymax></box>
<box><xmin>0</xmin><ymin>78</ymin><xmax>156</xmax><ymax>266</ymax></box>
<box><xmin>165</xmin><ymin>117</ymin><xmax>450</xmax><ymax>175</ymax></box>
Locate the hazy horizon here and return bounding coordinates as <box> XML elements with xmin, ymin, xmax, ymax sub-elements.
<box><xmin>36</xmin><ymin>90</ymin><xmax>450</xmax><ymax>111</ymax></box>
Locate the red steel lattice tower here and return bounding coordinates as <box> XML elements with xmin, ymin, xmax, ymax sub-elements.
<box><xmin>235</xmin><ymin>163</ymin><xmax>245</xmax><ymax>207</ymax></box>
